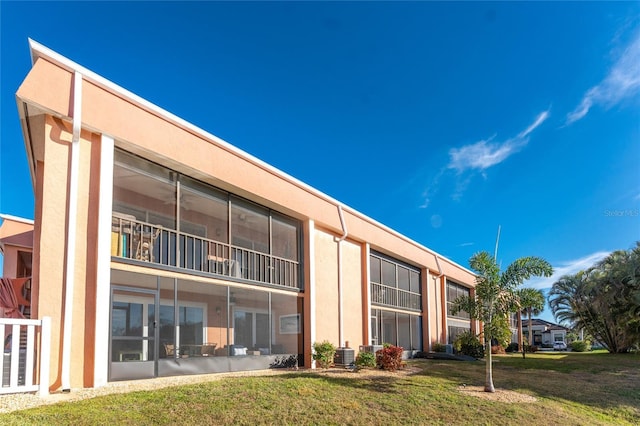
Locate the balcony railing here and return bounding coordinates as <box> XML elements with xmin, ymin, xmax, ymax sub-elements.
<box><xmin>111</xmin><ymin>215</ymin><xmax>299</xmax><ymax>289</ymax></box>
<box><xmin>370</xmin><ymin>282</ymin><xmax>421</xmax><ymax>311</ymax></box>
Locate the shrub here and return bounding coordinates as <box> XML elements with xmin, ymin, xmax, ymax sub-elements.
<box><xmin>491</xmin><ymin>345</ymin><xmax>506</xmax><ymax>354</ymax></box>
<box><xmin>527</xmin><ymin>345</ymin><xmax>539</xmax><ymax>353</ymax></box>
<box><xmin>433</xmin><ymin>343</ymin><xmax>447</xmax><ymax>353</ymax></box>
<box><xmin>453</xmin><ymin>331</ymin><xmax>484</xmax><ymax>359</ymax></box>
<box><xmin>571</xmin><ymin>340</ymin><xmax>591</xmax><ymax>352</ymax></box>
<box><xmin>376</xmin><ymin>345</ymin><xmax>404</xmax><ymax>371</ymax></box>
<box><xmin>355</xmin><ymin>351</ymin><xmax>376</xmax><ymax>368</ymax></box>
<box><xmin>505</xmin><ymin>342</ymin><xmax>519</xmax><ymax>353</ymax></box>
<box><xmin>312</xmin><ymin>341</ymin><xmax>336</xmax><ymax>369</ymax></box>
<box><xmin>435</xmin><ymin>343</ymin><xmax>449</xmax><ymax>353</ymax></box>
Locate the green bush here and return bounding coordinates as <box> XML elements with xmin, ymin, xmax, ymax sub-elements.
<box><xmin>571</xmin><ymin>340</ymin><xmax>591</xmax><ymax>352</ymax></box>
<box><xmin>376</xmin><ymin>344</ymin><xmax>404</xmax><ymax>371</ymax></box>
<box><xmin>433</xmin><ymin>342</ymin><xmax>447</xmax><ymax>353</ymax></box>
<box><xmin>453</xmin><ymin>331</ymin><xmax>484</xmax><ymax>359</ymax></box>
<box><xmin>312</xmin><ymin>341</ymin><xmax>336</xmax><ymax>369</ymax></box>
<box><xmin>355</xmin><ymin>351</ymin><xmax>376</xmax><ymax>368</ymax></box>
<box><xmin>505</xmin><ymin>342</ymin><xmax>519</xmax><ymax>353</ymax></box>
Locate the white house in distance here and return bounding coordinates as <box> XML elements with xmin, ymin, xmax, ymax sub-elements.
<box><xmin>524</xmin><ymin>318</ymin><xmax>570</xmax><ymax>347</ymax></box>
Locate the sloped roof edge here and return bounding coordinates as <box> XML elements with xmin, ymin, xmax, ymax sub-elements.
<box><xmin>0</xmin><ymin>214</ymin><xmax>34</xmax><ymax>225</ymax></box>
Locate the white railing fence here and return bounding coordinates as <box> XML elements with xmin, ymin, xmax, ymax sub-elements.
<box><xmin>0</xmin><ymin>317</ymin><xmax>51</xmax><ymax>396</ymax></box>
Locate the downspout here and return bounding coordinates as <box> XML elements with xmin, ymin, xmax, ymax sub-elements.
<box><xmin>434</xmin><ymin>254</ymin><xmax>444</xmax><ymax>345</ymax></box>
<box><xmin>335</xmin><ymin>205</ymin><xmax>348</xmax><ymax>348</ymax></box>
<box><xmin>62</xmin><ymin>71</ymin><xmax>82</xmax><ymax>392</ymax></box>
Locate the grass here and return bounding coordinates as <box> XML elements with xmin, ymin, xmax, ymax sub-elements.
<box><xmin>1</xmin><ymin>351</ymin><xmax>639</xmax><ymax>425</ymax></box>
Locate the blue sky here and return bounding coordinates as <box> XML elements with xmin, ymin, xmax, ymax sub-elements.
<box><xmin>1</xmin><ymin>2</ymin><xmax>639</xmax><ymax>324</ymax></box>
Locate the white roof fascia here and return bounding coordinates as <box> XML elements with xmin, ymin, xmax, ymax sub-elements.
<box><xmin>0</xmin><ymin>214</ymin><xmax>35</xmax><ymax>225</ymax></box>
<box><xmin>27</xmin><ymin>39</ymin><xmax>474</xmax><ymax>277</ymax></box>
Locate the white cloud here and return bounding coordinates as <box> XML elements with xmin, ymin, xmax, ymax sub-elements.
<box><xmin>518</xmin><ymin>110</ymin><xmax>550</xmax><ymax>139</ymax></box>
<box><xmin>447</xmin><ymin>110</ymin><xmax>550</xmax><ymax>173</ymax></box>
<box><xmin>420</xmin><ymin>110</ymin><xmax>550</xmax><ymax>208</ymax></box>
<box><xmin>458</xmin><ymin>242</ymin><xmax>474</xmax><ymax>247</ymax></box>
<box><xmin>566</xmin><ymin>30</ymin><xmax>640</xmax><ymax>125</ymax></box>
<box><xmin>522</xmin><ymin>251</ymin><xmax>611</xmax><ymax>290</ymax></box>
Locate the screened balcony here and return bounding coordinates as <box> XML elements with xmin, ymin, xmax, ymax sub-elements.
<box><xmin>112</xmin><ymin>149</ymin><xmax>302</xmax><ymax>291</ymax></box>
<box><xmin>370</xmin><ymin>282</ymin><xmax>421</xmax><ymax>311</ymax></box>
<box><xmin>111</xmin><ymin>214</ymin><xmax>299</xmax><ymax>289</ymax></box>
<box><xmin>369</xmin><ymin>252</ymin><xmax>421</xmax><ymax>311</ymax></box>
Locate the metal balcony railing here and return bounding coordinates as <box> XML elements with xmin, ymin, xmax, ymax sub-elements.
<box><xmin>111</xmin><ymin>215</ymin><xmax>300</xmax><ymax>290</ymax></box>
<box><xmin>370</xmin><ymin>282</ymin><xmax>421</xmax><ymax>311</ymax></box>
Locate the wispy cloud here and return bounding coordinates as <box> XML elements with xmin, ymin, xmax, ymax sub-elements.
<box><xmin>420</xmin><ymin>110</ymin><xmax>549</xmax><ymax>208</ymax></box>
<box><xmin>566</xmin><ymin>29</ymin><xmax>640</xmax><ymax>125</ymax></box>
<box><xmin>447</xmin><ymin>110</ymin><xmax>549</xmax><ymax>174</ymax></box>
<box><xmin>523</xmin><ymin>251</ymin><xmax>611</xmax><ymax>290</ymax></box>
<box><xmin>518</xmin><ymin>110</ymin><xmax>551</xmax><ymax>138</ymax></box>
<box><xmin>419</xmin><ymin>110</ymin><xmax>550</xmax><ymax>208</ymax></box>
<box><xmin>458</xmin><ymin>242</ymin><xmax>474</xmax><ymax>247</ymax></box>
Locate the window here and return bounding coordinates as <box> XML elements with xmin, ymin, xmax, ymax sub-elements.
<box><xmin>370</xmin><ymin>252</ymin><xmax>421</xmax><ymax>311</ymax></box>
<box><xmin>272</xmin><ymin>214</ymin><xmax>299</xmax><ymax>261</ymax></box>
<box><xmin>448</xmin><ymin>325</ymin><xmax>471</xmax><ymax>344</ymax></box>
<box><xmin>113</xmin><ymin>150</ymin><xmax>177</xmax><ymax>230</ymax></box>
<box><xmin>446</xmin><ymin>280</ymin><xmax>470</xmax><ymax>319</ymax></box>
<box><xmin>397</xmin><ymin>313</ymin><xmax>411</xmax><ymax>349</ymax></box>
<box><xmin>110</xmin><ymin>270</ymin><xmax>303</xmax><ymax>377</ymax></box>
<box><xmin>371</xmin><ymin>309</ymin><xmax>422</xmax><ymax>350</ymax></box>
<box><xmin>231</xmin><ymin>198</ymin><xmax>269</xmax><ymax>254</ymax></box>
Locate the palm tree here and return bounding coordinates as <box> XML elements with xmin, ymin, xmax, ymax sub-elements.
<box><xmin>452</xmin><ymin>251</ymin><xmax>553</xmax><ymax>392</ymax></box>
<box><xmin>517</xmin><ymin>287</ymin><xmax>545</xmax><ymax>358</ymax></box>
<box><xmin>549</xmin><ymin>243</ymin><xmax>640</xmax><ymax>353</ymax></box>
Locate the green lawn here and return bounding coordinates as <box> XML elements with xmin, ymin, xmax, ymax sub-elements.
<box><xmin>2</xmin><ymin>351</ymin><xmax>638</xmax><ymax>425</ymax></box>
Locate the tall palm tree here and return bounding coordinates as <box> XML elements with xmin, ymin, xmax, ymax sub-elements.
<box><xmin>549</xmin><ymin>243</ymin><xmax>640</xmax><ymax>353</ymax></box>
<box><xmin>452</xmin><ymin>251</ymin><xmax>553</xmax><ymax>392</ymax></box>
<box><xmin>517</xmin><ymin>288</ymin><xmax>545</xmax><ymax>357</ymax></box>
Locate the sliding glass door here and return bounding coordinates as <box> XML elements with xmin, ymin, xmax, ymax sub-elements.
<box><xmin>110</xmin><ymin>286</ymin><xmax>158</xmax><ymax>381</ymax></box>
<box><xmin>233</xmin><ymin>310</ymin><xmax>269</xmax><ymax>350</ymax></box>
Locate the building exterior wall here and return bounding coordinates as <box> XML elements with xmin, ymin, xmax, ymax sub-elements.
<box><xmin>312</xmin><ymin>229</ymin><xmax>339</xmax><ymax>345</ymax></box>
<box><xmin>340</xmin><ymin>237</ymin><xmax>363</xmax><ymax>349</ymax></box>
<box><xmin>14</xmin><ymin>42</ymin><xmax>478</xmax><ymax>390</ymax></box>
<box><xmin>29</xmin><ymin>116</ymin><xmax>102</xmax><ymax>389</ymax></box>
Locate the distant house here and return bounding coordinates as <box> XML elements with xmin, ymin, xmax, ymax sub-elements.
<box><xmin>524</xmin><ymin>318</ymin><xmax>570</xmax><ymax>347</ymax></box>
<box><xmin>0</xmin><ymin>214</ymin><xmax>33</xmax><ymax>281</ymax></box>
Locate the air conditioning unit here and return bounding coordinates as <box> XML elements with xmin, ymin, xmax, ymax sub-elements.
<box><xmin>359</xmin><ymin>345</ymin><xmax>383</xmax><ymax>354</ymax></box>
<box><xmin>334</xmin><ymin>347</ymin><xmax>355</xmax><ymax>366</ymax></box>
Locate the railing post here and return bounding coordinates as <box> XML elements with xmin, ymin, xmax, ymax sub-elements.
<box><xmin>38</xmin><ymin>316</ymin><xmax>51</xmax><ymax>396</ymax></box>
<box><xmin>9</xmin><ymin>324</ymin><xmax>20</xmax><ymax>387</ymax></box>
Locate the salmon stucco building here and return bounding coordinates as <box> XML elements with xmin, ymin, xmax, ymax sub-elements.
<box><xmin>5</xmin><ymin>39</ymin><xmax>478</xmax><ymax>393</ymax></box>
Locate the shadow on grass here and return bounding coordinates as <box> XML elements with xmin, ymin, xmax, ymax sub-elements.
<box><xmin>410</xmin><ymin>354</ymin><xmax>640</xmax><ymax>421</ymax></box>
<box><xmin>274</xmin><ymin>369</ymin><xmax>406</xmax><ymax>394</ymax></box>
